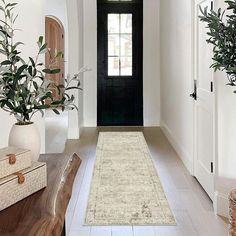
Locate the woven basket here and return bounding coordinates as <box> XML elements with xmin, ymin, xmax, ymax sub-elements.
<box><xmin>0</xmin><ymin>162</ymin><xmax>47</xmax><ymax>211</ymax></box>
<box><xmin>0</xmin><ymin>147</ymin><xmax>32</xmax><ymax>179</ymax></box>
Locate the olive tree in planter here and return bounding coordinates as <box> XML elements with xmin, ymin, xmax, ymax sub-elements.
<box><xmin>0</xmin><ymin>1</ymin><xmax>86</xmax><ymax>161</ymax></box>
<box><xmin>199</xmin><ymin>0</ymin><xmax>236</xmax><ymax>89</ymax></box>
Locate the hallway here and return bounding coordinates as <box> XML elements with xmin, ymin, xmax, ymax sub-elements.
<box><xmin>0</xmin><ymin>0</ymin><xmax>235</xmax><ymax>235</ymax></box>
<box><xmin>62</xmin><ymin>127</ymin><xmax>228</xmax><ymax>236</ymax></box>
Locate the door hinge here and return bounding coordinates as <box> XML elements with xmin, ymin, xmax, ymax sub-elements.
<box><xmin>211</xmin><ymin>81</ymin><xmax>214</xmax><ymax>92</ymax></box>
<box><xmin>211</xmin><ymin>1</ymin><xmax>214</xmax><ymax>10</ymax></box>
<box><xmin>211</xmin><ymin>162</ymin><xmax>214</xmax><ymax>173</ymax></box>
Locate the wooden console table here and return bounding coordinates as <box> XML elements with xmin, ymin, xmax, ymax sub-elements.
<box><xmin>0</xmin><ymin>153</ymin><xmax>81</xmax><ymax>236</ymax></box>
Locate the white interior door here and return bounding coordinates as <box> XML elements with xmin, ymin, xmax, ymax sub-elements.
<box><xmin>193</xmin><ymin>0</ymin><xmax>214</xmax><ymax>200</ymax></box>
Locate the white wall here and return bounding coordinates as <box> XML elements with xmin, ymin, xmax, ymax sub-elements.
<box><xmin>83</xmin><ymin>0</ymin><xmax>97</xmax><ymax>127</ymax></box>
<box><xmin>83</xmin><ymin>0</ymin><xmax>161</xmax><ymax>127</ymax></box>
<box><xmin>0</xmin><ymin>0</ymin><xmax>46</xmax><ymax>152</ymax></box>
<box><xmin>143</xmin><ymin>0</ymin><xmax>161</xmax><ymax>126</ymax></box>
<box><xmin>216</xmin><ymin>71</ymin><xmax>236</xmax><ymax>178</ymax></box>
<box><xmin>66</xmin><ymin>0</ymin><xmax>81</xmax><ymax>139</ymax></box>
<box><xmin>160</xmin><ymin>0</ymin><xmax>194</xmax><ymax>172</ymax></box>
<box><xmin>78</xmin><ymin>0</ymin><xmax>84</xmax><ymax>129</ymax></box>
<box><xmin>160</xmin><ymin>0</ymin><xmax>236</xmax><ymax>218</ymax></box>
<box><xmin>214</xmin><ymin>71</ymin><xmax>236</xmax><ymax>217</ymax></box>
<box><xmin>214</xmin><ymin>0</ymin><xmax>236</xmax><ymax>217</ymax></box>
<box><xmin>46</xmin><ymin>0</ymin><xmax>84</xmax><ymax>139</ymax></box>
<box><xmin>45</xmin><ymin>0</ymin><xmax>84</xmax><ymax>139</ymax></box>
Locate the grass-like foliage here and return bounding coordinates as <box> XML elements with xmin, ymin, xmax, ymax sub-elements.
<box><xmin>0</xmin><ymin>0</ymin><xmax>87</xmax><ymax>125</ymax></box>
<box><xmin>199</xmin><ymin>0</ymin><xmax>236</xmax><ymax>88</ymax></box>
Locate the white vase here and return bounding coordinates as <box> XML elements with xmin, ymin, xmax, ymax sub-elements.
<box><xmin>8</xmin><ymin>123</ymin><xmax>41</xmax><ymax>162</ymax></box>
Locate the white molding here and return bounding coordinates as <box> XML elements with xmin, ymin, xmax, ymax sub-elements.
<box><xmin>161</xmin><ymin>121</ymin><xmax>194</xmax><ymax>175</ymax></box>
<box><xmin>214</xmin><ymin>191</ymin><xmax>229</xmax><ymax>218</ymax></box>
<box><xmin>67</xmin><ymin>0</ymin><xmax>80</xmax><ymax>138</ymax></box>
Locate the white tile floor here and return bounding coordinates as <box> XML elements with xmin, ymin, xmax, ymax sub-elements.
<box><xmin>45</xmin><ymin>123</ymin><xmax>229</xmax><ymax>236</ymax></box>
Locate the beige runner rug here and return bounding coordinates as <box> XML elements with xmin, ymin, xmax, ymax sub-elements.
<box><xmin>85</xmin><ymin>132</ymin><xmax>176</xmax><ymax>225</ymax></box>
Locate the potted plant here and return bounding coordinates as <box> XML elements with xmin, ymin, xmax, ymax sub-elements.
<box><xmin>199</xmin><ymin>0</ymin><xmax>236</xmax><ymax>90</ymax></box>
<box><xmin>0</xmin><ymin>1</ymin><xmax>86</xmax><ymax>161</ymax></box>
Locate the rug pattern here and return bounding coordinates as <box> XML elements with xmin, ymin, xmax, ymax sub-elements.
<box><xmin>85</xmin><ymin>132</ymin><xmax>176</xmax><ymax>225</ymax></box>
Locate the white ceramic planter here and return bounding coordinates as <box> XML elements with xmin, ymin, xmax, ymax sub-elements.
<box><xmin>8</xmin><ymin>123</ymin><xmax>41</xmax><ymax>162</ymax></box>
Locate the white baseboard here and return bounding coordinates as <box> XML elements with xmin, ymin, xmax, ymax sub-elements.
<box><xmin>161</xmin><ymin>121</ymin><xmax>194</xmax><ymax>175</ymax></box>
<box><xmin>214</xmin><ymin>191</ymin><xmax>229</xmax><ymax>218</ymax></box>
<box><xmin>159</xmin><ymin>122</ymin><xmax>230</xmax><ymax>218</ymax></box>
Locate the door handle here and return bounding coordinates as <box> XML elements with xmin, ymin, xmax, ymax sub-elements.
<box><xmin>190</xmin><ymin>80</ymin><xmax>197</xmax><ymax>100</ymax></box>
<box><xmin>190</xmin><ymin>92</ymin><xmax>197</xmax><ymax>100</ymax></box>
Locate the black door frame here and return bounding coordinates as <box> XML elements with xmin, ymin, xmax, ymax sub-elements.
<box><xmin>97</xmin><ymin>0</ymin><xmax>143</xmax><ymax>126</ymax></box>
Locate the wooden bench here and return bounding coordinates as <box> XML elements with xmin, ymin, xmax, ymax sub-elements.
<box><xmin>0</xmin><ymin>153</ymin><xmax>81</xmax><ymax>236</ymax></box>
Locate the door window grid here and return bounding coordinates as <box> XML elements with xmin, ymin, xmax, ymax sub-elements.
<box><xmin>108</xmin><ymin>14</ymin><xmax>132</xmax><ymax>76</ymax></box>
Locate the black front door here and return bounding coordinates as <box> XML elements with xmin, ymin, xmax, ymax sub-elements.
<box><xmin>97</xmin><ymin>0</ymin><xmax>143</xmax><ymax>126</ymax></box>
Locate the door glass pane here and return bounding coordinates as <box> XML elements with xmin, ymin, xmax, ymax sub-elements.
<box><xmin>120</xmin><ymin>34</ymin><xmax>132</xmax><ymax>56</ymax></box>
<box><xmin>121</xmin><ymin>14</ymin><xmax>132</xmax><ymax>33</ymax></box>
<box><xmin>108</xmin><ymin>57</ymin><xmax>120</xmax><ymax>75</ymax></box>
<box><xmin>108</xmin><ymin>14</ymin><xmax>120</xmax><ymax>33</ymax></box>
<box><xmin>120</xmin><ymin>57</ymin><xmax>132</xmax><ymax>76</ymax></box>
<box><xmin>107</xmin><ymin>0</ymin><xmax>133</xmax><ymax>2</ymax></box>
<box><xmin>108</xmin><ymin>34</ymin><xmax>120</xmax><ymax>56</ymax></box>
<box><xmin>108</xmin><ymin>13</ymin><xmax>133</xmax><ymax>77</ymax></box>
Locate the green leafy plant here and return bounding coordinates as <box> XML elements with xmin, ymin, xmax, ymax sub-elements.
<box><xmin>0</xmin><ymin>0</ymin><xmax>86</xmax><ymax>125</ymax></box>
<box><xmin>199</xmin><ymin>0</ymin><xmax>236</xmax><ymax>88</ymax></box>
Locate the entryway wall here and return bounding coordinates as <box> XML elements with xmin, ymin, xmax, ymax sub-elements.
<box><xmin>66</xmin><ymin>0</ymin><xmax>84</xmax><ymax>139</ymax></box>
<box><xmin>160</xmin><ymin>0</ymin><xmax>194</xmax><ymax>173</ymax></box>
<box><xmin>46</xmin><ymin>0</ymin><xmax>84</xmax><ymax>139</ymax></box>
<box><xmin>214</xmin><ymin>0</ymin><xmax>236</xmax><ymax>218</ymax></box>
<box><xmin>56</xmin><ymin>0</ymin><xmax>160</xmax><ymax>136</ymax></box>
<box><xmin>83</xmin><ymin>0</ymin><xmax>161</xmax><ymax>127</ymax></box>
<box><xmin>160</xmin><ymin>0</ymin><xmax>236</xmax><ymax>218</ymax></box>
<box><xmin>0</xmin><ymin>0</ymin><xmax>46</xmax><ymax>152</ymax></box>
